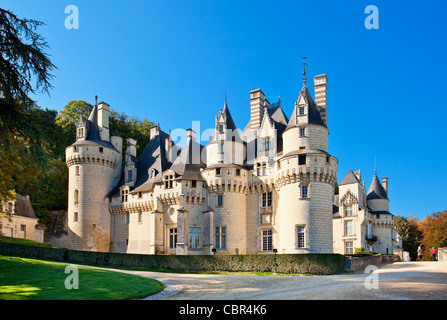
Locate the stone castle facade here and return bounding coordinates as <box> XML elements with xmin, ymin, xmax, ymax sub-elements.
<box><xmin>65</xmin><ymin>71</ymin><xmax>399</xmax><ymax>255</ymax></box>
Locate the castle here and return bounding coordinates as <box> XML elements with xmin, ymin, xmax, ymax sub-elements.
<box><xmin>65</xmin><ymin>70</ymin><xmax>400</xmax><ymax>255</ymax></box>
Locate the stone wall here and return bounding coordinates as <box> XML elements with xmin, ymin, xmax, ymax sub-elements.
<box><xmin>344</xmin><ymin>254</ymin><xmax>401</xmax><ymax>271</ymax></box>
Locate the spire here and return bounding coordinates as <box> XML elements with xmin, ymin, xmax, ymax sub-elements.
<box><xmin>302</xmin><ymin>57</ymin><xmax>307</xmax><ymax>86</ymax></box>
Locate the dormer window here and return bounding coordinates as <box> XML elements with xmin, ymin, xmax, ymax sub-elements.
<box><xmin>345</xmin><ymin>206</ymin><xmax>353</xmax><ymax>217</ymax></box>
<box><xmin>150</xmin><ymin>168</ymin><xmax>157</xmax><ymax>178</ymax></box>
<box><xmin>218</xmin><ymin>125</ymin><xmax>224</xmax><ymax>133</ymax></box>
<box><xmin>77</xmin><ymin>128</ymin><xmax>84</xmax><ymax>138</ymax></box>
<box><xmin>263</xmin><ymin>137</ymin><xmax>271</xmax><ymax>151</ymax></box>
<box><xmin>257</xmin><ymin>162</ymin><xmax>267</xmax><ymax>176</ymax></box>
<box><xmin>127</xmin><ymin>170</ymin><xmax>133</xmax><ymax>182</ymax></box>
<box><xmin>299</xmin><ymin>107</ymin><xmax>305</xmax><ymax>115</ymax></box>
<box><xmin>164</xmin><ymin>174</ymin><xmax>174</xmax><ymax>189</ymax></box>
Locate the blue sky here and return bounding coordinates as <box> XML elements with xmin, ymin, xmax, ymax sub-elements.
<box><xmin>3</xmin><ymin>0</ymin><xmax>447</xmax><ymax>220</ymax></box>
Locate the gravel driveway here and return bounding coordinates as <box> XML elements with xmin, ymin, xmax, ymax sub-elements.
<box><xmin>113</xmin><ymin>261</ymin><xmax>447</xmax><ymax>300</ymax></box>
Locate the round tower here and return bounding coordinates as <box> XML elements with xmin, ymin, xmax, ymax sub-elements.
<box><xmin>276</xmin><ymin>76</ymin><xmax>338</xmax><ymax>254</ymax></box>
<box><xmin>65</xmin><ymin>102</ymin><xmax>122</xmax><ymax>252</ymax></box>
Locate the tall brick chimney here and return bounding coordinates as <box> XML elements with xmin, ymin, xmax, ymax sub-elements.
<box><xmin>313</xmin><ymin>74</ymin><xmax>328</xmax><ymax>125</ymax></box>
<box><xmin>382</xmin><ymin>177</ymin><xmax>388</xmax><ymax>195</ymax></box>
<box><xmin>250</xmin><ymin>89</ymin><xmax>266</xmax><ymax>130</ymax></box>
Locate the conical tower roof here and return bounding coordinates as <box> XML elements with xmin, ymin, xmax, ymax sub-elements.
<box><xmin>367</xmin><ymin>173</ymin><xmax>388</xmax><ymax>200</ymax></box>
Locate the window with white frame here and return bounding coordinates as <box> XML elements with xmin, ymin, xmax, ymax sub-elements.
<box><xmin>261</xmin><ymin>192</ymin><xmax>272</xmax><ymax>208</ymax></box>
<box><xmin>257</xmin><ymin>162</ymin><xmax>267</xmax><ymax>176</ymax></box>
<box><xmin>263</xmin><ymin>137</ymin><xmax>271</xmax><ymax>151</ymax></box>
<box><xmin>301</xmin><ymin>185</ymin><xmax>309</xmax><ymax>198</ymax></box>
<box><xmin>297</xmin><ymin>226</ymin><xmax>305</xmax><ymax>248</ymax></box>
<box><xmin>215</xmin><ymin>226</ymin><xmax>226</xmax><ymax>249</ymax></box>
<box><xmin>345</xmin><ymin>241</ymin><xmax>354</xmax><ymax>254</ymax></box>
<box><xmin>345</xmin><ymin>220</ymin><xmax>354</xmax><ymax>236</ymax></box>
<box><xmin>189</xmin><ymin>227</ymin><xmax>201</xmax><ymax>249</ymax></box>
<box><xmin>262</xmin><ymin>229</ymin><xmax>272</xmax><ymax>251</ymax></box>
<box><xmin>299</xmin><ymin>127</ymin><xmax>305</xmax><ymax>137</ymax></box>
<box><xmin>345</xmin><ymin>206</ymin><xmax>353</xmax><ymax>217</ymax></box>
<box><xmin>164</xmin><ymin>174</ymin><xmax>174</xmax><ymax>189</ymax></box>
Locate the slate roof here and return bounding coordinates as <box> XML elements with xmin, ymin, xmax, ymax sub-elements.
<box><xmin>339</xmin><ymin>170</ymin><xmax>361</xmax><ymax>186</ymax></box>
<box><xmin>14</xmin><ymin>194</ymin><xmax>37</xmax><ymax>219</ymax></box>
<box><xmin>71</xmin><ymin>105</ymin><xmax>118</xmax><ymax>151</ymax></box>
<box><xmin>286</xmin><ymin>84</ymin><xmax>327</xmax><ymax>130</ymax></box>
<box><xmin>169</xmin><ymin>136</ymin><xmax>206</xmax><ymax>181</ymax></box>
<box><xmin>209</xmin><ymin>102</ymin><xmax>243</xmax><ymax>144</ymax></box>
<box><xmin>367</xmin><ymin>173</ymin><xmax>389</xmax><ymax>200</ymax></box>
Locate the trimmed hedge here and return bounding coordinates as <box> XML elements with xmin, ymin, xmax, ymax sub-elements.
<box><xmin>0</xmin><ymin>242</ymin><xmax>345</xmax><ymax>275</ymax></box>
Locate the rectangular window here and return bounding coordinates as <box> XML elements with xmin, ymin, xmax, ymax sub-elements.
<box><xmin>121</xmin><ymin>189</ymin><xmax>128</xmax><ymax>202</ymax></box>
<box><xmin>215</xmin><ymin>226</ymin><xmax>227</xmax><ymax>249</ymax></box>
<box><xmin>257</xmin><ymin>162</ymin><xmax>267</xmax><ymax>176</ymax></box>
<box><xmin>164</xmin><ymin>175</ymin><xmax>174</xmax><ymax>189</ymax></box>
<box><xmin>170</xmin><ymin>228</ymin><xmax>177</xmax><ymax>248</ymax></box>
<box><xmin>297</xmin><ymin>226</ymin><xmax>305</xmax><ymax>248</ymax></box>
<box><xmin>126</xmin><ymin>213</ymin><xmax>129</xmax><ymax>224</ymax></box>
<box><xmin>298</xmin><ymin>155</ymin><xmax>306</xmax><ymax>165</ymax></box>
<box><xmin>189</xmin><ymin>228</ymin><xmax>201</xmax><ymax>249</ymax></box>
<box><xmin>219</xmin><ymin>125</ymin><xmax>224</xmax><ymax>133</ymax></box>
<box><xmin>191</xmin><ymin>180</ymin><xmax>197</xmax><ymax>188</ymax></box>
<box><xmin>301</xmin><ymin>185</ymin><xmax>308</xmax><ymax>198</ymax></box>
<box><xmin>299</xmin><ymin>107</ymin><xmax>305</xmax><ymax>115</ymax></box>
<box><xmin>74</xmin><ymin>189</ymin><xmax>79</xmax><ymax>205</ymax></box>
<box><xmin>262</xmin><ymin>229</ymin><xmax>272</xmax><ymax>251</ymax></box>
<box><xmin>127</xmin><ymin>170</ymin><xmax>133</xmax><ymax>182</ymax></box>
<box><xmin>217</xmin><ymin>195</ymin><xmax>223</xmax><ymax>207</ymax></box>
<box><xmin>99</xmin><ymin>147</ymin><xmax>103</xmax><ymax>153</ymax></box>
<box><xmin>219</xmin><ymin>142</ymin><xmax>224</xmax><ymax>153</ymax></box>
<box><xmin>138</xmin><ymin>211</ymin><xmax>143</xmax><ymax>224</ymax></box>
<box><xmin>74</xmin><ymin>212</ymin><xmax>78</xmax><ymax>222</ymax></box>
<box><xmin>345</xmin><ymin>206</ymin><xmax>353</xmax><ymax>217</ymax></box>
<box><xmin>263</xmin><ymin>137</ymin><xmax>271</xmax><ymax>151</ymax></box>
<box><xmin>345</xmin><ymin>220</ymin><xmax>354</xmax><ymax>236</ymax></box>
<box><xmin>299</xmin><ymin>127</ymin><xmax>305</xmax><ymax>137</ymax></box>
<box><xmin>235</xmin><ymin>169</ymin><xmax>241</xmax><ymax>176</ymax></box>
<box><xmin>20</xmin><ymin>224</ymin><xmax>26</xmax><ymax>232</ymax></box>
<box><xmin>75</xmin><ymin>166</ymin><xmax>80</xmax><ymax>176</ymax></box>
<box><xmin>345</xmin><ymin>241</ymin><xmax>354</xmax><ymax>255</ymax></box>
<box><xmin>216</xmin><ymin>168</ymin><xmax>221</xmax><ymax>176</ymax></box>
<box><xmin>261</xmin><ymin>192</ymin><xmax>272</xmax><ymax>207</ymax></box>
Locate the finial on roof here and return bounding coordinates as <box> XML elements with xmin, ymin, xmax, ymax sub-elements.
<box><xmin>224</xmin><ymin>90</ymin><xmax>227</xmax><ymax>105</ymax></box>
<box><xmin>278</xmin><ymin>92</ymin><xmax>281</xmax><ymax>102</ymax></box>
<box><xmin>302</xmin><ymin>57</ymin><xmax>308</xmax><ymax>85</ymax></box>
<box><xmin>95</xmin><ymin>95</ymin><xmax>98</xmax><ymax>106</ymax></box>
<box><xmin>374</xmin><ymin>158</ymin><xmax>377</xmax><ymax>175</ymax></box>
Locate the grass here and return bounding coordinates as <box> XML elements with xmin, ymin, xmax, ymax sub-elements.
<box><xmin>0</xmin><ymin>255</ymin><xmax>164</xmax><ymax>300</ymax></box>
<box><xmin>0</xmin><ymin>236</ymin><xmax>52</xmax><ymax>248</ymax></box>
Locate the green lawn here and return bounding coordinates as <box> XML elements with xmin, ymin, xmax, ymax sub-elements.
<box><xmin>0</xmin><ymin>255</ymin><xmax>164</xmax><ymax>300</ymax></box>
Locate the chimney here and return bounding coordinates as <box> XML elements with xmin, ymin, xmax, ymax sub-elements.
<box><xmin>313</xmin><ymin>75</ymin><xmax>328</xmax><ymax>125</ymax></box>
<box><xmin>149</xmin><ymin>124</ymin><xmax>159</xmax><ymax>139</ymax></box>
<box><xmin>97</xmin><ymin>101</ymin><xmax>110</xmax><ymax>141</ymax></box>
<box><xmin>126</xmin><ymin>138</ymin><xmax>137</xmax><ymax>157</ymax></box>
<box><xmin>382</xmin><ymin>177</ymin><xmax>388</xmax><ymax>195</ymax></box>
<box><xmin>186</xmin><ymin>128</ymin><xmax>196</xmax><ymax>141</ymax></box>
<box><xmin>250</xmin><ymin>89</ymin><xmax>266</xmax><ymax>130</ymax></box>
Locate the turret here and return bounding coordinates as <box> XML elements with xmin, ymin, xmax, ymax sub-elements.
<box><xmin>65</xmin><ymin>99</ymin><xmax>121</xmax><ymax>252</ymax></box>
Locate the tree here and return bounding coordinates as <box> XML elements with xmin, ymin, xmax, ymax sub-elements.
<box><xmin>419</xmin><ymin>210</ymin><xmax>447</xmax><ymax>259</ymax></box>
<box><xmin>394</xmin><ymin>215</ymin><xmax>422</xmax><ymax>260</ymax></box>
<box><xmin>0</xmin><ymin>7</ymin><xmax>56</xmax><ymax>132</ymax></box>
<box><xmin>0</xmin><ymin>7</ymin><xmax>56</xmax><ymax>210</ymax></box>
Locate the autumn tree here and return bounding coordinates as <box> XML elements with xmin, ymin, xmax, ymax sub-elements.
<box><xmin>419</xmin><ymin>210</ymin><xmax>447</xmax><ymax>260</ymax></box>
